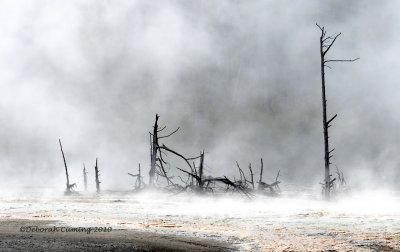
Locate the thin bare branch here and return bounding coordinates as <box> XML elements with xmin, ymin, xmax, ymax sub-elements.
<box><xmin>157</xmin><ymin>126</ymin><xmax>167</xmax><ymax>132</ymax></box>
<box><xmin>327</xmin><ymin>114</ymin><xmax>338</xmax><ymax>125</ymax></box>
<box><xmin>316</xmin><ymin>23</ymin><xmax>324</xmax><ymax>31</ymax></box>
<box><xmin>159</xmin><ymin>127</ymin><xmax>180</xmax><ymax>139</ymax></box>
<box><xmin>323</xmin><ymin>33</ymin><xmax>341</xmax><ymax>55</ymax></box>
<box><xmin>325</xmin><ymin>57</ymin><xmax>360</xmax><ymax>63</ymax></box>
<box><xmin>177</xmin><ymin>167</ymin><xmax>201</xmax><ymax>182</ymax></box>
<box><xmin>275</xmin><ymin>170</ymin><xmax>280</xmax><ymax>182</ymax></box>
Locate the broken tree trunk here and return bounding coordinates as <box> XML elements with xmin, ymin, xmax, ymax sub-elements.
<box><xmin>148</xmin><ymin>114</ymin><xmax>185</xmax><ymax>188</ymax></box>
<box><xmin>128</xmin><ymin>163</ymin><xmax>143</xmax><ymax>190</ymax></box>
<box><xmin>149</xmin><ymin>114</ymin><xmax>159</xmax><ymax>186</ymax></box>
<box><xmin>319</xmin><ymin>28</ymin><xmax>331</xmax><ymax>201</ymax></box>
<box><xmin>248</xmin><ymin>163</ymin><xmax>254</xmax><ymax>190</ymax></box>
<box><xmin>335</xmin><ymin>165</ymin><xmax>346</xmax><ymax>187</ymax></box>
<box><xmin>138</xmin><ymin>163</ymin><xmax>142</xmax><ymax>189</ymax></box>
<box><xmin>203</xmin><ymin>176</ymin><xmax>252</xmax><ymax>198</ymax></box>
<box><xmin>94</xmin><ymin>158</ymin><xmax>100</xmax><ymax>193</ymax></box>
<box><xmin>258</xmin><ymin>158</ymin><xmax>263</xmax><ymax>190</ymax></box>
<box><xmin>59</xmin><ymin>139</ymin><xmax>70</xmax><ymax>192</ymax></box>
<box><xmin>83</xmin><ymin>164</ymin><xmax>87</xmax><ymax>192</ymax></box>
<box><xmin>198</xmin><ymin>151</ymin><xmax>204</xmax><ymax>189</ymax></box>
<box><xmin>59</xmin><ymin>139</ymin><xmax>75</xmax><ymax>193</ymax></box>
<box><xmin>257</xmin><ymin>157</ymin><xmax>281</xmax><ymax>195</ymax></box>
<box><xmin>234</xmin><ymin>161</ymin><xmax>251</xmax><ymax>191</ymax></box>
<box><xmin>316</xmin><ymin>23</ymin><xmax>359</xmax><ymax>200</ymax></box>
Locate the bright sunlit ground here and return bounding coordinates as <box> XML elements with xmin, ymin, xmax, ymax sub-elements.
<box><xmin>0</xmin><ymin>187</ymin><xmax>399</xmax><ymax>251</ymax></box>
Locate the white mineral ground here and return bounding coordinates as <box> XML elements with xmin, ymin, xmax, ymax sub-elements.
<box><xmin>0</xmin><ymin>186</ymin><xmax>399</xmax><ymax>251</ymax></box>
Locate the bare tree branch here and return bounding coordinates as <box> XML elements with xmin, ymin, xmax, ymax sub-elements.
<box><xmin>159</xmin><ymin>127</ymin><xmax>180</xmax><ymax>139</ymax></box>
<box><xmin>323</xmin><ymin>33</ymin><xmax>341</xmax><ymax>55</ymax></box>
<box><xmin>327</xmin><ymin>114</ymin><xmax>337</xmax><ymax>125</ymax></box>
<box><xmin>324</xmin><ymin>58</ymin><xmax>360</xmax><ymax>63</ymax></box>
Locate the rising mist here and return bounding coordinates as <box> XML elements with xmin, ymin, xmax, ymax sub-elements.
<box><xmin>0</xmin><ymin>0</ymin><xmax>399</xmax><ymax>192</ymax></box>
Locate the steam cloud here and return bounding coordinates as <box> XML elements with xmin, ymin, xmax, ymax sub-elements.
<box><xmin>0</xmin><ymin>0</ymin><xmax>399</xmax><ymax>191</ymax></box>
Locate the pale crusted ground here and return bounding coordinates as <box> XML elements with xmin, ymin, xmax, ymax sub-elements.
<box><xmin>0</xmin><ymin>190</ymin><xmax>399</xmax><ymax>251</ymax></box>
<box><xmin>0</xmin><ymin>219</ymin><xmax>234</xmax><ymax>251</ymax></box>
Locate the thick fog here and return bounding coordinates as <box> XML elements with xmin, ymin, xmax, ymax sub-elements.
<box><xmin>0</xmin><ymin>0</ymin><xmax>399</xmax><ymax>191</ymax></box>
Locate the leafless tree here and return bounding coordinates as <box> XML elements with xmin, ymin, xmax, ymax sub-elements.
<box><xmin>316</xmin><ymin>23</ymin><xmax>359</xmax><ymax>200</ymax></box>
<box><xmin>149</xmin><ymin>114</ymin><xmax>181</xmax><ymax>187</ymax></box>
<box><xmin>257</xmin><ymin>158</ymin><xmax>280</xmax><ymax>195</ymax></box>
<box><xmin>128</xmin><ymin>163</ymin><xmax>145</xmax><ymax>190</ymax></box>
<box><xmin>248</xmin><ymin>163</ymin><xmax>254</xmax><ymax>190</ymax></box>
<box><xmin>94</xmin><ymin>158</ymin><xmax>100</xmax><ymax>193</ymax></box>
<box><xmin>58</xmin><ymin>139</ymin><xmax>76</xmax><ymax>194</ymax></box>
<box><xmin>258</xmin><ymin>158</ymin><xmax>264</xmax><ymax>190</ymax></box>
<box><xmin>146</xmin><ymin>114</ymin><xmax>281</xmax><ymax>198</ymax></box>
<box><xmin>83</xmin><ymin>163</ymin><xmax>88</xmax><ymax>192</ymax></box>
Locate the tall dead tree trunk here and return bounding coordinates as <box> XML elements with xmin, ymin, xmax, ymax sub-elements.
<box><xmin>198</xmin><ymin>151</ymin><xmax>204</xmax><ymax>189</ymax></box>
<box><xmin>94</xmin><ymin>158</ymin><xmax>100</xmax><ymax>193</ymax></box>
<box><xmin>83</xmin><ymin>164</ymin><xmax>88</xmax><ymax>192</ymax></box>
<box><xmin>138</xmin><ymin>163</ymin><xmax>142</xmax><ymax>189</ymax></box>
<box><xmin>59</xmin><ymin>139</ymin><xmax>75</xmax><ymax>193</ymax></box>
<box><xmin>59</xmin><ymin>139</ymin><xmax>70</xmax><ymax>192</ymax></box>
<box><xmin>149</xmin><ymin>114</ymin><xmax>159</xmax><ymax>186</ymax></box>
<box><xmin>258</xmin><ymin>158</ymin><xmax>263</xmax><ymax>190</ymax></box>
<box><xmin>248</xmin><ymin>163</ymin><xmax>254</xmax><ymax>190</ymax></box>
<box><xmin>316</xmin><ymin>23</ymin><xmax>359</xmax><ymax>200</ymax></box>
<box><xmin>148</xmin><ymin>114</ymin><xmax>181</xmax><ymax>188</ymax></box>
<box><xmin>128</xmin><ymin>163</ymin><xmax>144</xmax><ymax>190</ymax></box>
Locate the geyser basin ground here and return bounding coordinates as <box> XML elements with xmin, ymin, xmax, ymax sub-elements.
<box><xmin>0</xmin><ymin>189</ymin><xmax>399</xmax><ymax>251</ymax></box>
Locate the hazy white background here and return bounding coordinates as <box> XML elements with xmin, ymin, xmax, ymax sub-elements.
<box><xmin>0</xmin><ymin>0</ymin><xmax>399</xmax><ymax>191</ymax></box>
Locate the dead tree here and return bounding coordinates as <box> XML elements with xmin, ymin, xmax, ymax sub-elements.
<box><xmin>203</xmin><ymin>176</ymin><xmax>252</xmax><ymax>198</ymax></box>
<box><xmin>83</xmin><ymin>164</ymin><xmax>88</xmax><ymax>192</ymax></box>
<box><xmin>149</xmin><ymin>114</ymin><xmax>159</xmax><ymax>186</ymax></box>
<box><xmin>335</xmin><ymin>165</ymin><xmax>346</xmax><ymax>187</ymax></box>
<box><xmin>149</xmin><ymin>114</ymin><xmax>181</xmax><ymax>187</ymax></box>
<box><xmin>258</xmin><ymin>170</ymin><xmax>281</xmax><ymax>195</ymax></box>
<box><xmin>138</xmin><ymin>163</ymin><xmax>142</xmax><ymax>188</ymax></box>
<box><xmin>198</xmin><ymin>151</ymin><xmax>205</xmax><ymax>189</ymax></box>
<box><xmin>316</xmin><ymin>23</ymin><xmax>359</xmax><ymax>200</ymax></box>
<box><xmin>149</xmin><ymin>114</ymin><xmax>198</xmax><ymax>190</ymax></box>
<box><xmin>258</xmin><ymin>158</ymin><xmax>263</xmax><ymax>190</ymax></box>
<box><xmin>94</xmin><ymin>158</ymin><xmax>100</xmax><ymax>193</ymax></box>
<box><xmin>172</xmin><ymin>151</ymin><xmax>205</xmax><ymax>192</ymax></box>
<box><xmin>147</xmin><ymin>114</ymin><xmax>252</xmax><ymax>197</ymax></box>
<box><xmin>234</xmin><ymin>161</ymin><xmax>252</xmax><ymax>192</ymax></box>
<box><xmin>179</xmin><ymin>151</ymin><xmax>205</xmax><ymax>191</ymax></box>
<box><xmin>248</xmin><ymin>163</ymin><xmax>254</xmax><ymax>190</ymax></box>
<box><xmin>58</xmin><ymin>139</ymin><xmax>76</xmax><ymax>194</ymax></box>
<box><xmin>128</xmin><ymin>163</ymin><xmax>144</xmax><ymax>190</ymax></box>
<box><xmin>257</xmin><ymin>158</ymin><xmax>280</xmax><ymax>195</ymax></box>
<box><xmin>197</xmin><ymin>161</ymin><xmax>253</xmax><ymax>197</ymax></box>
